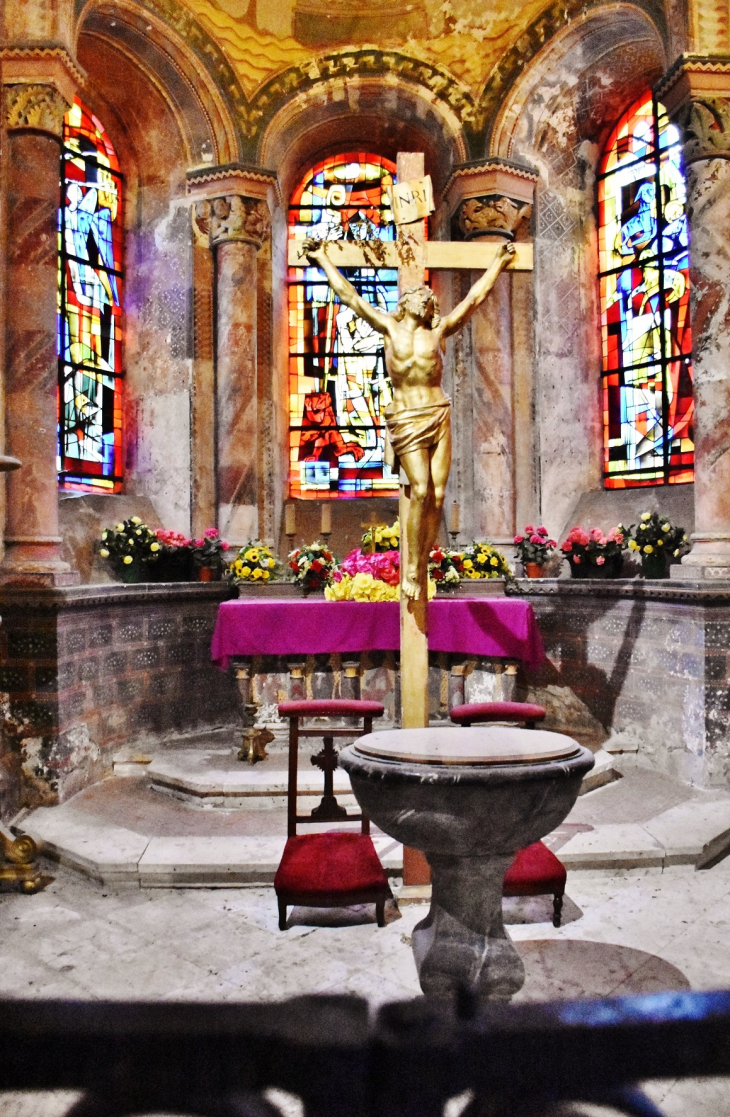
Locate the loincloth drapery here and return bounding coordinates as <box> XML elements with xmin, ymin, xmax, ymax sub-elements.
<box><xmin>383</xmin><ymin>397</ymin><xmax>451</xmax><ymax>472</ymax></box>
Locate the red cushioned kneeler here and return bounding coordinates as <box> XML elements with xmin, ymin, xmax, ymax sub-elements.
<box><xmin>274</xmin><ymin>832</ymin><xmax>390</xmax><ymax>901</ymax></box>
<box><xmin>275</xmin><ymin>699</ymin><xmax>391</xmax><ymax>930</ymax></box>
<box><xmin>503</xmin><ymin>840</ymin><xmax>567</xmax><ymax>927</ymax></box>
<box><xmin>450</xmin><ymin>701</ymin><xmax>547</xmax><ymax>727</ymax></box>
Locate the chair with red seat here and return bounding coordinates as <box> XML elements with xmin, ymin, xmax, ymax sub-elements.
<box><xmin>274</xmin><ymin>699</ymin><xmax>392</xmax><ymax>931</ymax></box>
<box><xmin>450</xmin><ymin>701</ymin><xmax>565</xmax><ymax>925</ymax></box>
<box><xmin>450</xmin><ymin>701</ymin><xmax>547</xmax><ymax>728</ymax></box>
<box><xmin>503</xmin><ymin>840</ymin><xmax>567</xmax><ymax>927</ymax></box>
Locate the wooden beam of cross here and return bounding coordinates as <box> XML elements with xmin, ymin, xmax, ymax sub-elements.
<box><xmin>289</xmin><ymin>152</ymin><xmax>534</xmax><ymax>733</ymax></box>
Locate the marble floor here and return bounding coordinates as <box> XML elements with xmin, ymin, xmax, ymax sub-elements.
<box><xmin>3</xmin><ymin>856</ymin><xmax>730</xmax><ymax>1115</ymax></box>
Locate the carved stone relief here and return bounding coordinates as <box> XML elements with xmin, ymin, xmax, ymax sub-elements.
<box><xmin>675</xmin><ymin>96</ymin><xmax>730</xmax><ymax>162</ymax></box>
<box><xmin>456</xmin><ymin>194</ymin><xmax>533</xmax><ymax>240</ymax></box>
<box><xmin>3</xmin><ymin>83</ymin><xmax>69</xmax><ymax>137</ymax></box>
<box><xmin>194</xmin><ymin>195</ymin><xmax>270</xmax><ymax>248</ymax></box>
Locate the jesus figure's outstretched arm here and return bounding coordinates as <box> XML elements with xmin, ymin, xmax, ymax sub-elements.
<box><xmin>303</xmin><ymin>239</ymin><xmax>393</xmax><ymax>337</ymax></box>
<box><xmin>439</xmin><ymin>241</ymin><xmax>516</xmax><ymax>337</ymax></box>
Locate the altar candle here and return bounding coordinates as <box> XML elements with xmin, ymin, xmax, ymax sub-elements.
<box><xmin>449</xmin><ymin>500</ymin><xmax>460</xmax><ymax>534</ymax></box>
<box><xmin>321</xmin><ymin>503</ymin><xmax>332</xmax><ymax>535</ymax></box>
<box><xmin>285</xmin><ymin>503</ymin><xmax>296</xmax><ymax>536</ymax></box>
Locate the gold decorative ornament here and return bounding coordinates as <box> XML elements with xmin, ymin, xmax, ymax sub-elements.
<box><xmin>3</xmin><ymin>82</ymin><xmax>69</xmax><ymax>137</ymax></box>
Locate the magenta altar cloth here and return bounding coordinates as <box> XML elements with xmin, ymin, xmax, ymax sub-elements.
<box><xmin>211</xmin><ymin>598</ymin><xmax>545</xmax><ymax>673</ymax></box>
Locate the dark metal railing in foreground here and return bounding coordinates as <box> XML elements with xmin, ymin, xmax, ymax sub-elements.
<box><xmin>2</xmin><ymin>990</ymin><xmax>730</xmax><ymax>1117</ymax></box>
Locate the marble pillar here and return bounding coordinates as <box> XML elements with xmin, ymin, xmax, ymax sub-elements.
<box><xmin>193</xmin><ymin>193</ymin><xmax>270</xmax><ymax>548</ymax></box>
<box><xmin>440</xmin><ymin>161</ymin><xmax>538</xmax><ymax>549</ymax></box>
<box><xmin>1</xmin><ymin>84</ymin><xmax>74</xmax><ymax>584</ymax></box>
<box><xmin>663</xmin><ymin>68</ymin><xmax>730</xmax><ymax>578</ymax></box>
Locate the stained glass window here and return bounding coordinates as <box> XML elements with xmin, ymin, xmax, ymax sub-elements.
<box><xmin>288</xmin><ymin>153</ymin><xmax>401</xmax><ymax>499</ymax></box>
<box><xmin>57</xmin><ymin>97</ymin><xmax>124</xmax><ymax>492</ymax></box>
<box><xmin>599</xmin><ymin>94</ymin><xmax>694</xmax><ymax>487</ymax></box>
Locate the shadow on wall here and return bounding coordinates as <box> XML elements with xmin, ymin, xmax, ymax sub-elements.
<box><xmin>59</xmin><ymin>494</ymin><xmax>162</xmax><ymax>584</ymax></box>
<box><xmin>518</xmin><ymin>595</ymin><xmax>646</xmax><ymax>749</ymax></box>
<box><xmin>560</xmin><ymin>484</ymin><xmax>695</xmax><ymax>540</ymax></box>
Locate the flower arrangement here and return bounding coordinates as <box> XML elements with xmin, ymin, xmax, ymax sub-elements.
<box><xmin>429</xmin><ymin>546</ymin><xmax>462</xmax><ymax>587</ymax></box>
<box><xmin>190</xmin><ymin>528</ymin><xmax>228</xmax><ymax>572</ymax></box>
<box><xmin>228</xmin><ymin>541</ymin><xmax>278</xmax><ymax>584</ymax></box>
<box><xmin>288</xmin><ymin>540</ymin><xmax>337</xmax><ymax>593</ymax></box>
<box><xmin>156</xmin><ymin>529</ymin><xmax>191</xmax><ymax>550</ymax></box>
<box><xmin>561</xmin><ymin>525</ymin><xmax>625</xmax><ymax>576</ymax></box>
<box><xmin>622</xmin><ymin>512</ymin><xmax>689</xmax><ymax>577</ymax></box>
<box><xmin>362</xmin><ymin>519</ymin><xmax>399</xmax><ymax>553</ymax></box>
<box><xmin>513</xmin><ymin>525</ymin><xmax>557</xmax><ymax>568</ymax></box>
<box><xmin>98</xmin><ymin>517</ymin><xmax>161</xmax><ymax>581</ymax></box>
<box><xmin>325</xmin><ymin>546</ymin><xmax>440</xmax><ymax>600</ymax></box>
<box><xmin>153</xmin><ymin>528</ymin><xmax>194</xmax><ymax>581</ymax></box>
<box><xmin>458</xmin><ymin>541</ymin><xmax>512</xmax><ymax>580</ymax></box>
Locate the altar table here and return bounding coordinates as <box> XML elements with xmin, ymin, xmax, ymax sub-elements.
<box><xmin>211</xmin><ymin>598</ymin><xmax>545</xmax><ymax>672</ymax></box>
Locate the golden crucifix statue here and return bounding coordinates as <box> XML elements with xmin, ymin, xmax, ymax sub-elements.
<box><xmin>303</xmin><ymin>237</ymin><xmax>516</xmax><ymax>599</ymax></box>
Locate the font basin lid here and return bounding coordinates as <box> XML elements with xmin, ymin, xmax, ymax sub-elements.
<box><xmin>353</xmin><ymin>726</ymin><xmax>582</xmax><ymax>765</ymax></box>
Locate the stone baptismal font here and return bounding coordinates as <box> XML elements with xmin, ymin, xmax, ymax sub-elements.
<box><xmin>340</xmin><ymin>727</ymin><xmax>594</xmax><ymax>999</ymax></box>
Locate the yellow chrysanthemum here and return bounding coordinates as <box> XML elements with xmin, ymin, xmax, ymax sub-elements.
<box><xmin>644</xmin><ymin>545</ymin><xmax>654</xmax><ymax>554</ymax></box>
<box><xmin>641</xmin><ymin>512</ymin><xmax>651</xmax><ymax>521</ymax></box>
<box><xmin>99</xmin><ymin>548</ymin><xmax>109</xmax><ymax>559</ymax></box>
<box><xmin>628</xmin><ymin>539</ymin><xmax>639</xmax><ymax>551</ymax></box>
<box><xmin>131</xmin><ymin>516</ymin><xmax>142</xmax><ymax>525</ymax></box>
<box><xmin>150</xmin><ymin>542</ymin><xmax>160</xmax><ymax>552</ymax></box>
<box><xmin>123</xmin><ymin>555</ymin><xmax>133</xmax><ymax>565</ymax></box>
<box><xmin>253</xmin><ymin>568</ymin><xmax>263</xmax><ymax>579</ymax></box>
<box><xmin>463</xmin><ymin>559</ymin><xmax>473</xmax><ymax>570</ymax></box>
<box><xmin>241</xmin><ymin>566</ymin><xmax>251</xmax><ymax>577</ymax></box>
<box><xmin>490</xmin><ymin>557</ymin><xmax>498</xmax><ymax>567</ymax></box>
<box><xmin>262</xmin><ymin>570</ymin><xmax>270</xmax><ymax>580</ymax></box>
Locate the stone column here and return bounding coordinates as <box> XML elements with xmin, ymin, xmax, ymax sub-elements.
<box><xmin>441</xmin><ymin>161</ymin><xmax>538</xmax><ymax>548</ymax></box>
<box><xmin>1</xmin><ymin>83</ymin><xmax>75</xmax><ymax>584</ymax></box>
<box><xmin>662</xmin><ymin>64</ymin><xmax>730</xmax><ymax>578</ymax></box>
<box><xmin>191</xmin><ymin>173</ymin><xmax>273</xmax><ymax>549</ymax></box>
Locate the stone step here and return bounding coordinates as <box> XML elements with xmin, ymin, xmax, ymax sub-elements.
<box><xmin>19</xmin><ymin>768</ymin><xmax>730</xmax><ymax>887</ymax></box>
<box><xmin>143</xmin><ymin>746</ymin><xmax>621</xmax><ymax>810</ymax></box>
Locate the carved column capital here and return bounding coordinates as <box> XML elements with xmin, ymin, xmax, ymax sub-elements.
<box><xmin>3</xmin><ymin>82</ymin><xmax>69</xmax><ymax>137</ymax></box>
<box><xmin>437</xmin><ymin>157</ymin><xmax>538</xmax><ymax>242</ymax></box>
<box><xmin>674</xmin><ymin>95</ymin><xmax>730</xmax><ymax>162</ymax></box>
<box><xmin>455</xmin><ymin>194</ymin><xmax>533</xmax><ymax>241</ymax></box>
<box><xmin>656</xmin><ymin>54</ymin><xmax>730</xmax><ymax>162</ymax></box>
<box><xmin>194</xmin><ymin>195</ymin><xmax>270</xmax><ymax>249</ymax></box>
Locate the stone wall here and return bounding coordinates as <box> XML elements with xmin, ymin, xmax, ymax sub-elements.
<box><xmin>519</xmin><ymin>581</ymin><xmax>730</xmax><ymax>789</ymax></box>
<box><xmin>0</xmin><ymin>584</ymin><xmax>238</xmax><ymax>821</ymax></box>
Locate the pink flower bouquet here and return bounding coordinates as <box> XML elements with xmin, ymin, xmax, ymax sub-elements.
<box><xmin>560</xmin><ymin>525</ymin><xmax>625</xmax><ymax>577</ymax></box>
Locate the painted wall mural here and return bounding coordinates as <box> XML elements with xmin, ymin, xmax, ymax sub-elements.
<box><xmin>57</xmin><ymin>97</ymin><xmax>124</xmax><ymax>493</ymax></box>
<box><xmin>288</xmin><ymin>153</ymin><xmax>401</xmax><ymax>499</ymax></box>
<box><xmin>598</xmin><ymin>93</ymin><xmax>694</xmax><ymax>488</ymax></box>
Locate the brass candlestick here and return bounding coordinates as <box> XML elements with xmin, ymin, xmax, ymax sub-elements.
<box><xmin>0</xmin><ymin>820</ymin><xmax>43</xmax><ymax>893</ymax></box>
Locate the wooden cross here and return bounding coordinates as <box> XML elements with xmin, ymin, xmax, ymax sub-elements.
<box><xmin>289</xmin><ymin>153</ymin><xmax>533</xmax><ymax>732</ymax></box>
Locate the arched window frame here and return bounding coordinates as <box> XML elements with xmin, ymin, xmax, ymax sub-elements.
<box><xmin>57</xmin><ymin>96</ymin><xmax>124</xmax><ymax>493</ymax></box>
<box><xmin>598</xmin><ymin>93</ymin><xmax>694</xmax><ymax>488</ymax></box>
<box><xmin>287</xmin><ymin>152</ymin><xmax>408</xmax><ymax>500</ymax></box>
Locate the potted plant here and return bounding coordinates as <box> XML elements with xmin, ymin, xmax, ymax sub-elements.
<box><xmin>227</xmin><ymin>542</ymin><xmax>279</xmax><ymax>589</ymax></box>
<box><xmin>459</xmin><ymin>541</ymin><xmax>513</xmax><ymax>580</ymax></box>
<box><xmin>623</xmin><ymin>512</ymin><xmax>689</xmax><ymax>578</ymax></box>
<box><xmin>97</xmin><ymin>517</ymin><xmax>161</xmax><ymax>583</ymax></box>
<box><xmin>288</xmin><ymin>541</ymin><xmax>337</xmax><ymax>594</ymax></box>
<box><xmin>429</xmin><ymin>546</ymin><xmax>462</xmax><ymax>590</ymax></box>
<box><xmin>152</xmin><ymin>529</ymin><xmax>194</xmax><ymax>582</ymax></box>
<box><xmin>560</xmin><ymin>526</ymin><xmax>625</xmax><ymax>578</ymax></box>
<box><xmin>190</xmin><ymin>528</ymin><xmax>228</xmax><ymax>581</ymax></box>
<box><xmin>362</xmin><ymin>519</ymin><xmax>399</xmax><ymax>554</ymax></box>
<box><xmin>513</xmin><ymin>525</ymin><xmax>557</xmax><ymax>578</ymax></box>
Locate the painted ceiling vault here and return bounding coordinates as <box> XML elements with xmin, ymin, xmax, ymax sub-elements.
<box><xmin>182</xmin><ymin>0</ymin><xmax>554</xmax><ymax>97</ymax></box>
